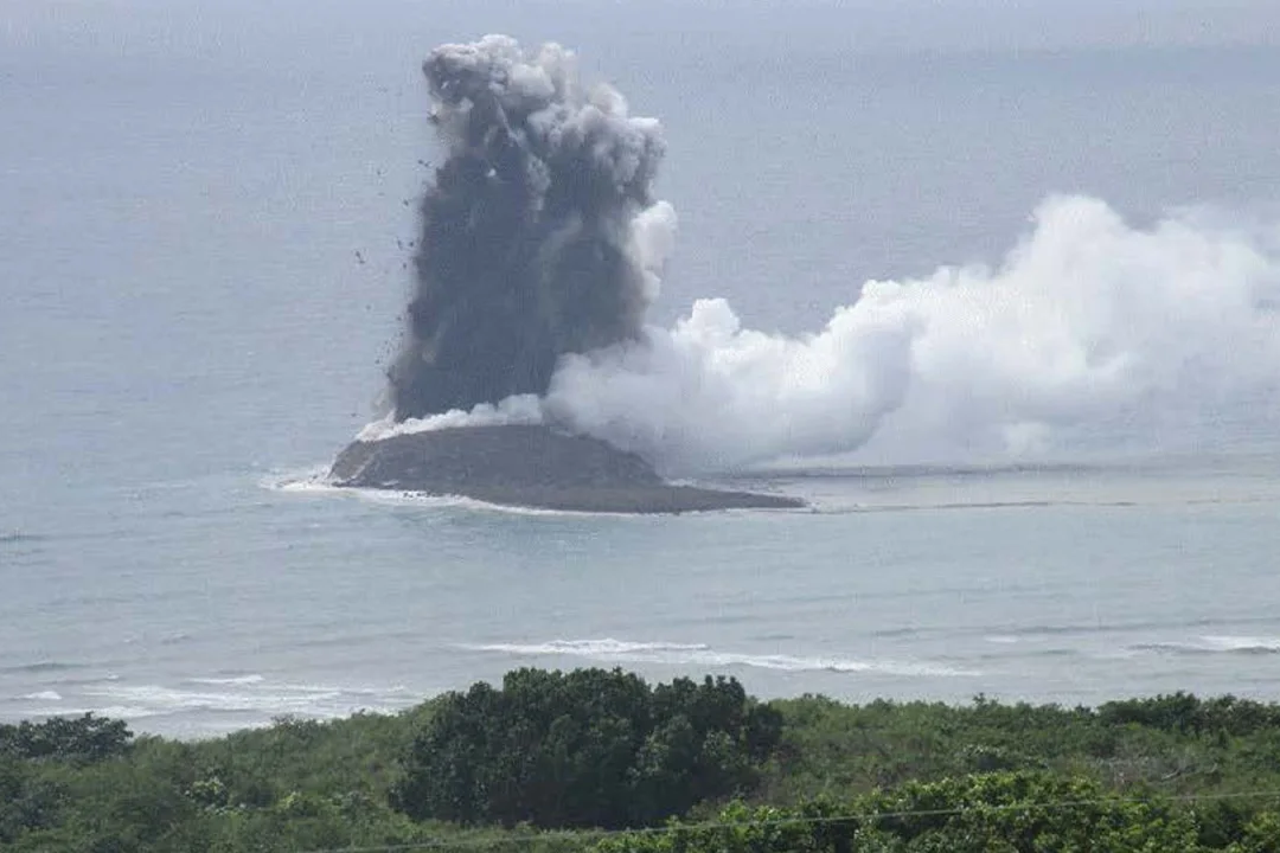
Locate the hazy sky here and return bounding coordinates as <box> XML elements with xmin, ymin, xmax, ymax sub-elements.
<box><xmin>3</xmin><ymin>0</ymin><xmax>1278</xmax><ymax>68</ymax></box>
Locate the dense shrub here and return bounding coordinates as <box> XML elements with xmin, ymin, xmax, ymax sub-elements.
<box><xmin>1098</xmin><ymin>693</ymin><xmax>1280</xmax><ymax>737</ymax></box>
<box><xmin>392</xmin><ymin>668</ymin><xmax>783</xmax><ymax>829</ymax></box>
<box><xmin>7</xmin><ymin>675</ymin><xmax>1280</xmax><ymax>851</ymax></box>
<box><xmin>0</xmin><ymin>757</ymin><xmax>66</xmax><ymax>844</ymax></box>
<box><xmin>595</xmin><ymin>772</ymin><xmax>1202</xmax><ymax>853</ymax></box>
<box><xmin>0</xmin><ymin>713</ymin><xmax>131</xmax><ymax>763</ymax></box>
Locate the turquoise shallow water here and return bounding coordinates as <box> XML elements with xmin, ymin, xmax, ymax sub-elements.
<box><xmin>3</xmin><ymin>8</ymin><xmax>1280</xmax><ymax>736</ymax></box>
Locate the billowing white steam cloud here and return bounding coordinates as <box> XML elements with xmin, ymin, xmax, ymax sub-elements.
<box><xmin>366</xmin><ymin>37</ymin><xmax>1280</xmax><ymax>474</ymax></box>
<box><xmin>553</xmin><ymin>196</ymin><xmax>1280</xmax><ymax>471</ymax></box>
<box><xmin>373</xmin><ymin>194</ymin><xmax>1280</xmax><ymax>473</ymax></box>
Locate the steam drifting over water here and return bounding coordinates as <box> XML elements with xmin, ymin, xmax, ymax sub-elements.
<box><xmin>376</xmin><ymin>36</ymin><xmax>1280</xmax><ymax>474</ymax></box>
<box><xmin>548</xmin><ymin>198</ymin><xmax>1280</xmax><ymax>471</ymax></box>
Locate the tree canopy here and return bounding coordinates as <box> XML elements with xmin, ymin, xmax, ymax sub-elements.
<box><xmin>392</xmin><ymin>667</ymin><xmax>783</xmax><ymax>829</ymax></box>
<box><xmin>5</xmin><ymin>679</ymin><xmax>1280</xmax><ymax>851</ymax></box>
<box><xmin>0</xmin><ymin>713</ymin><xmax>131</xmax><ymax>763</ymax></box>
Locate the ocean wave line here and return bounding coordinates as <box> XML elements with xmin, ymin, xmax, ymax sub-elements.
<box><xmin>457</xmin><ymin>638</ymin><xmax>977</xmax><ymax>678</ymax></box>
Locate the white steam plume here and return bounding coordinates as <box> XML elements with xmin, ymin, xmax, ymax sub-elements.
<box><xmin>544</xmin><ymin>194</ymin><xmax>1280</xmax><ymax>472</ymax></box>
<box><xmin>374</xmin><ymin>194</ymin><xmax>1280</xmax><ymax>474</ymax></box>
<box><xmin>367</xmin><ymin>36</ymin><xmax>1280</xmax><ymax>475</ymax></box>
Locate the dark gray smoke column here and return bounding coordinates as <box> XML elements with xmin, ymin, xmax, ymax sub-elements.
<box><xmin>390</xmin><ymin>36</ymin><xmax>666</xmax><ymax>420</ymax></box>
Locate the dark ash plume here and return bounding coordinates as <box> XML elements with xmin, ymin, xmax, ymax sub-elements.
<box><xmin>389</xmin><ymin>36</ymin><xmax>668</xmax><ymax>421</ymax></box>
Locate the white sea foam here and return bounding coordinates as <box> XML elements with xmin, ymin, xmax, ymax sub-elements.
<box><xmin>75</xmin><ymin>679</ymin><xmax>415</xmax><ymax>721</ymax></box>
<box><xmin>186</xmin><ymin>674</ymin><xmax>265</xmax><ymax>686</ymax></box>
<box><xmin>461</xmin><ymin>639</ymin><xmax>711</xmax><ymax>656</ymax></box>
<box><xmin>260</xmin><ymin>467</ymin><xmax>333</xmax><ymax>492</ymax></box>
<box><xmin>1199</xmin><ymin>635</ymin><xmax>1280</xmax><ymax>652</ymax></box>
<box><xmin>84</xmin><ymin>684</ymin><xmax>337</xmax><ymax>715</ymax></box>
<box><xmin>19</xmin><ymin>690</ymin><xmax>62</xmax><ymax>701</ymax></box>
<box><xmin>393</xmin><ymin>494</ymin><xmax>633</xmax><ymax>518</ymax></box>
<box><xmin>273</xmin><ymin>682</ymin><xmax>410</xmax><ymax>697</ymax></box>
<box><xmin>458</xmin><ymin>638</ymin><xmax>977</xmax><ymax>678</ymax></box>
<box><xmin>270</xmin><ymin>475</ymin><xmax>644</xmax><ymax>518</ymax></box>
<box><xmin>1131</xmin><ymin>635</ymin><xmax>1280</xmax><ymax>655</ymax></box>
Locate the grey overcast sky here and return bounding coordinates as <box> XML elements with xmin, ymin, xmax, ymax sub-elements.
<box><xmin>3</xmin><ymin>0</ymin><xmax>1278</xmax><ymax>67</ymax></box>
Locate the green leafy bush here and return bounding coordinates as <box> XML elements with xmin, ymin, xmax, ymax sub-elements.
<box><xmin>6</xmin><ymin>675</ymin><xmax>1280</xmax><ymax>851</ymax></box>
<box><xmin>0</xmin><ymin>713</ymin><xmax>132</xmax><ymax>763</ymax></box>
<box><xmin>596</xmin><ymin>772</ymin><xmax>1203</xmax><ymax>853</ymax></box>
<box><xmin>1099</xmin><ymin>693</ymin><xmax>1280</xmax><ymax>737</ymax></box>
<box><xmin>392</xmin><ymin>668</ymin><xmax>783</xmax><ymax>829</ymax></box>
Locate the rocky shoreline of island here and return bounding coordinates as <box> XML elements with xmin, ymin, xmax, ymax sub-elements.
<box><xmin>329</xmin><ymin>425</ymin><xmax>804</xmax><ymax>513</ymax></box>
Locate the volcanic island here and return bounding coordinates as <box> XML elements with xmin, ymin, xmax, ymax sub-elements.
<box><xmin>330</xmin><ymin>425</ymin><xmax>804</xmax><ymax>514</ymax></box>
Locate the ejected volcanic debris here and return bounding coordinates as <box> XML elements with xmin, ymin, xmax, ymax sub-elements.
<box><xmin>332</xmin><ymin>36</ymin><xmax>802</xmax><ymax>513</ymax></box>
<box><xmin>389</xmin><ymin>35</ymin><xmax>664</xmax><ymax>419</ymax></box>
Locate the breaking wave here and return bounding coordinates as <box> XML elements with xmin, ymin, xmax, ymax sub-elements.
<box><xmin>0</xmin><ymin>661</ymin><xmax>90</xmax><ymax>675</ymax></box>
<box><xmin>1132</xmin><ymin>636</ymin><xmax>1280</xmax><ymax>656</ymax></box>
<box><xmin>10</xmin><ymin>676</ymin><xmax>418</xmax><ymax>729</ymax></box>
<box><xmin>17</xmin><ymin>690</ymin><xmax>63</xmax><ymax>702</ymax></box>
<box><xmin>186</xmin><ymin>674</ymin><xmax>266</xmax><ymax>686</ymax></box>
<box><xmin>457</xmin><ymin>637</ymin><xmax>978</xmax><ymax>678</ymax></box>
<box><xmin>74</xmin><ymin>681</ymin><xmax>412</xmax><ymax>720</ymax></box>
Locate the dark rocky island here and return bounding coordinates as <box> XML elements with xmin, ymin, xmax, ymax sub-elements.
<box><xmin>329</xmin><ymin>425</ymin><xmax>804</xmax><ymax>513</ymax></box>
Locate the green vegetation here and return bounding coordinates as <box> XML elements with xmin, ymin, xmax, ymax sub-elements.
<box><xmin>1</xmin><ymin>713</ymin><xmax>131</xmax><ymax>763</ymax></box>
<box><xmin>393</xmin><ymin>669</ymin><xmax>781</xmax><ymax>829</ymax></box>
<box><xmin>5</xmin><ymin>677</ymin><xmax>1280</xmax><ymax>852</ymax></box>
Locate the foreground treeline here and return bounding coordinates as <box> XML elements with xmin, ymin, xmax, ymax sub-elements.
<box><xmin>5</xmin><ymin>672</ymin><xmax>1280</xmax><ymax>852</ymax></box>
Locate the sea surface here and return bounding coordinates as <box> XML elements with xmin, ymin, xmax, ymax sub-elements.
<box><xmin>3</xmin><ymin>4</ymin><xmax>1280</xmax><ymax>737</ymax></box>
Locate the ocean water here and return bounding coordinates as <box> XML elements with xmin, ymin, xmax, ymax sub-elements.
<box><xmin>3</xmin><ymin>4</ymin><xmax>1280</xmax><ymax>737</ymax></box>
